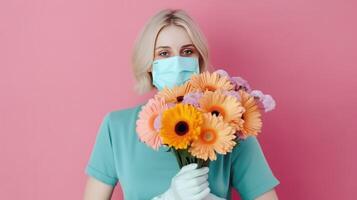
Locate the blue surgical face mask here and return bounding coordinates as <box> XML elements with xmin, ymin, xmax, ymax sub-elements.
<box><xmin>152</xmin><ymin>56</ymin><xmax>200</xmax><ymax>91</ymax></box>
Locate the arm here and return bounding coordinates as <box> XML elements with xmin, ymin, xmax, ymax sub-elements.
<box><xmin>83</xmin><ymin>112</ymin><xmax>119</xmax><ymax>199</ymax></box>
<box><xmin>255</xmin><ymin>188</ymin><xmax>278</xmax><ymax>200</ymax></box>
<box><xmin>203</xmin><ymin>188</ymin><xmax>278</xmax><ymax>200</ymax></box>
<box><xmin>204</xmin><ymin>137</ymin><xmax>280</xmax><ymax>200</ymax></box>
<box><xmin>83</xmin><ymin>176</ymin><xmax>115</xmax><ymax>200</ymax></box>
<box><xmin>231</xmin><ymin>136</ymin><xmax>280</xmax><ymax>200</ymax></box>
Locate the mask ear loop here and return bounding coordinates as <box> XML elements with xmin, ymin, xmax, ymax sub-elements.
<box><xmin>196</xmin><ymin>56</ymin><xmax>201</xmax><ymax>74</ymax></box>
<box><xmin>148</xmin><ymin>71</ymin><xmax>152</xmax><ymax>79</ymax></box>
<box><xmin>147</xmin><ymin>63</ymin><xmax>154</xmax><ymax>86</ymax></box>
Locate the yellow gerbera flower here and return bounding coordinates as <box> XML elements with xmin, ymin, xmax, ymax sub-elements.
<box><xmin>237</xmin><ymin>90</ymin><xmax>263</xmax><ymax>137</ymax></box>
<box><xmin>199</xmin><ymin>90</ymin><xmax>245</xmax><ymax>128</ymax></box>
<box><xmin>160</xmin><ymin>103</ymin><xmax>203</xmax><ymax>149</ymax></box>
<box><xmin>189</xmin><ymin>71</ymin><xmax>234</xmax><ymax>92</ymax></box>
<box><xmin>155</xmin><ymin>81</ymin><xmax>195</xmax><ymax>104</ymax></box>
<box><xmin>189</xmin><ymin>113</ymin><xmax>237</xmax><ymax>161</ymax></box>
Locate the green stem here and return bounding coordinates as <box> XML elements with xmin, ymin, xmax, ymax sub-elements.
<box><xmin>172</xmin><ymin>148</ymin><xmax>211</xmax><ymax>169</ymax></box>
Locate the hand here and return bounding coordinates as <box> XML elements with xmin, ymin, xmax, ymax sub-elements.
<box><xmin>152</xmin><ymin>163</ymin><xmax>210</xmax><ymax>200</ymax></box>
<box><xmin>203</xmin><ymin>193</ymin><xmax>226</xmax><ymax>200</ymax></box>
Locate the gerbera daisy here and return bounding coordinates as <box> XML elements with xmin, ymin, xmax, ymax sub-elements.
<box><xmin>155</xmin><ymin>81</ymin><xmax>195</xmax><ymax>104</ymax></box>
<box><xmin>189</xmin><ymin>71</ymin><xmax>234</xmax><ymax>92</ymax></box>
<box><xmin>136</xmin><ymin>96</ymin><xmax>168</xmax><ymax>150</ymax></box>
<box><xmin>199</xmin><ymin>90</ymin><xmax>245</xmax><ymax>129</ymax></box>
<box><xmin>237</xmin><ymin>90</ymin><xmax>263</xmax><ymax>137</ymax></box>
<box><xmin>160</xmin><ymin>103</ymin><xmax>203</xmax><ymax>149</ymax></box>
<box><xmin>189</xmin><ymin>113</ymin><xmax>237</xmax><ymax>161</ymax></box>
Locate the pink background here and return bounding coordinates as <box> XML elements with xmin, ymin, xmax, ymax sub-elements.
<box><xmin>1</xmin><ymin>0</ymin><xmax>356</xmax><ymax>199</ymax></box>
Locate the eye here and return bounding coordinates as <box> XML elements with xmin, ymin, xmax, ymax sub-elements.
<box><xmin>182</xmin><ymin>49</ymin><xmax>193</xmax><ymax>56</ymax></box>
<box><xmin>159</xmin><ymin>51</ymin><xmax>169</xmax><ymax>57</ymax></box>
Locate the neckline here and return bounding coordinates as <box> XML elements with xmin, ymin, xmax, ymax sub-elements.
<box><xmin>158</xmin><ymin>144</ymin><xmax>171</xmax><ymax>152</ymax></box>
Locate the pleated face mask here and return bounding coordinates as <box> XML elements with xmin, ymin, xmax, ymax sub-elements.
<box><xmin>152</xmin><ymin>56</ymin><xmax>199</xmax><ymax>91</ymax></box>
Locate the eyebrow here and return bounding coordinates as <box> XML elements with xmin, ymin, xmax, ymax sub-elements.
<box><xmin>155</xmin><ymin>44</ymin><xmax>194</xmax><ymax>50</ymax></box>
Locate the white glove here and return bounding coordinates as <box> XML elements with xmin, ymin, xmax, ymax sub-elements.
<box><xmin>203</xmin><ymin>193</ymin><xmax>226</xmax><ymax>200</ymax></box>
<box><xmin>152</xmin><ymin>163</ymin><xmax>210</xmax><ymax>200</ymax></box>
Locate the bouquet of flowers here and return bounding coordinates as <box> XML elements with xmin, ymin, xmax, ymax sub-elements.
<box><xmin>136</xmin><ymin>69</ymin><xmax>276</xmax><ymax>168</ymax></box>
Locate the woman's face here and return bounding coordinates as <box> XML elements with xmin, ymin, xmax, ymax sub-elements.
<box><xmin>153</xmin><ymin>25</ymin><xmax>200</xmax><ymax>62</ymax></box>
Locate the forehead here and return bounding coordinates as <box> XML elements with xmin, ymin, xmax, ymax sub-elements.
<box><xmin>155</xmin><ymin>25</ymin><xmax>193</xmax><ymax>48</ymax></box>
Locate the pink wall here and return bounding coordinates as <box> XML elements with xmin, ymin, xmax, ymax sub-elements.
<box><xmin>1</xmin><ymin>0</ymin><xmax>356</xmax><ymax>199</ymax></box>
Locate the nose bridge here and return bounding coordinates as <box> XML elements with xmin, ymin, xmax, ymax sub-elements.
<box><xmin>172</xmin><ymin>47</ymin><xmax>181</xmax><ymax>56</ymax></box>
<box><xmin>171</xmin><ymin>55</ymin><xmax>182</xmax><ymax>68</ymax></box>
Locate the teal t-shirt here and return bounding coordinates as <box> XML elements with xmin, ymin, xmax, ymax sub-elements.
<box><xmin>84</xmin><ymin>103</ymin><xmax>280</xmax><ymax>200</ymax></box>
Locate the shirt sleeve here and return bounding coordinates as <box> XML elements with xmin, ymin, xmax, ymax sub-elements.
<box><xmin>85</xmin><ymin>112</ymin><xmax>119</xmax><ymax>187</ymax></box>
<box><xmin>230</xmin><ymin>136</ymin><xmax>280</xmax><ymax>200</ymax></box>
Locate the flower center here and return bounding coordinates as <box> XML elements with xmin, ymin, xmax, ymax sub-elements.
<box><xmin>211</xmin><ymin>110</ymin><xmax>220</xmax><ymax>116</ymax></box>
<box><xmin>175</xmin><ymin>121</ymin><xmax>189</xmax><ymax>136</ymax></box>
<box><xmin>210</xmin><ymin>106</ymin><xmax>225</xmax><ymax>119</ymax></box>
<box><xmin>201</xmin><ymin>129</ymin><xmax>217</xmax><ymax>144</ymax></box>
<box><xmin>204</xmin><ymin>132</ymin><xmax>213</xmax><ymax>141</ymax></box>
<box><xmin>205</xmin><ymin>85</ymin><xmax>216</xmax><ymax>92</ymax></box>
<box><xmin>176</xmin><ymin>96</ymin><xmax>184</xmax><ymax>102</ymax></box>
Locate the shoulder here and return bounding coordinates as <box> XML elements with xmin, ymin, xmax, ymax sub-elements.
<box><xmin>237</xmin><ymin>136</ymin><xmax>261</xmax><ymax>151</ymax></box>
<box><xmin>231</xmin><ymin>136</ymin><xmax>263</xmax><ymax>161</ymax></box>
<box><xmin>105</xmin><ymin>103</ymin><xmax>145</xmax><ymax>126</ymax></box>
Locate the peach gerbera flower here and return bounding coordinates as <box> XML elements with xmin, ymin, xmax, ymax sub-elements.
<box><xmin>189</xmin><ymin>71</ymin><xmax>234</xmax><ymax>92</ymax></box>
<box><xmin>159</xmin><ymin>103</ymin><xmax>203</xmax><ymax>150</ymax></box>
<box><xmin>237</xmin><ymin>90</ymin><xmax>263</xmax><ymax>137</ymax></box>
<box><xmin>136</xmin><ymin>96</ymin><xmax>169</xmax><ymax>150</ymax></box>
<box><xmin>199</xmin><ymin>90</ymin><xmax>245</xmax><ymax>129</ymax></box>
<box><xmin>155</xmin><ymin>81</ymin><xmax>195</xmax><ymax>104</ymax></box>
<box><xmin>189</xmin><ymin>113</ymin><xmax>237</xmax><ymax>161</ymax></box>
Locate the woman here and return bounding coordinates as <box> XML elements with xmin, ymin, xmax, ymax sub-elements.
<box><xmin>83</xmin><ymin>9</ymin><xmax>280</xmax><ymax>200</ymax></box>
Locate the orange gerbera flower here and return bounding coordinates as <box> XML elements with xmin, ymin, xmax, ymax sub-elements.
<box><xmin>237</xmin><ymin>90</ymin><xmax>263</xmax><ymax>137</ymax></box>
<box><xmin>189</xmin><ymin>71</ymin><xmax>234</xmax><ymax>92</ymax></box>
<box><xmin>199</xmin><ymin>90</ymin><xmax>245</xmax><ymax>129</ymax></box>
<box><xmin>136</xmin><ymin>97</ymin><xmax>169</xmax><ymax>150</ymax></box>
<box><xmin>189</xmin><ymin>113</ymin><xmax>237</xmax><ymax>161</ymax></box>
<box><xmin>155</xmin><ymin>81</ymin><xmax>195</xmax><ymax>104</ymax></box>
<box><xmin>160</xmin><ymin>103</ymin><xmax>203</xmax><ymax>149</ymax></box>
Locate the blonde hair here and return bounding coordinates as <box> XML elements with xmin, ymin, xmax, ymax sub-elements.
<box><xmin>131</xmin><ymin>8</ymin><xmax>212</xmax><ymax>95</ymax></box>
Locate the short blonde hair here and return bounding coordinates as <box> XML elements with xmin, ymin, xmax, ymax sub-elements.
<box><xmin>131</xmin><ymin>8</ymin><xmax>212</xmax><ymax>95</ymax></box>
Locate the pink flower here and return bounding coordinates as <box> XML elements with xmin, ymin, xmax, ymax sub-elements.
<box><xmin>250</xmin><ymin>90</ymin><xmax>265</xmax><ymax>100</ymax></box>
<box><xmin>250</xmin><ymin>90</ymin><xmax>276</xmax><ymax>112</ymax></box>
<box><xmin>214</xmin><ymin>69</ymin><xmax>229</xmax><ymax>77</ymax></box>
<box><xmin>223</xmin><ymin>90</ymin><xmax>241</xmax><ymax>101</ymax></box>
<box><xmin>262</xmin><ymin>94</ymin><xmax>276</xmax><ymax>112</ymax></box>
<box><xmin>182</xmin><ymin>91</ymin><xmax>204</xmax><ymax>108</ymax></box>
<box><xmin>214</xmin><ymin>69</ymin><xmax>252</xmax><ymax>92</ymax></box>
<box><xmin>230</xmin><ymin>76</ymin><xmax>252</xmax><ymax>92</ymax></box>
